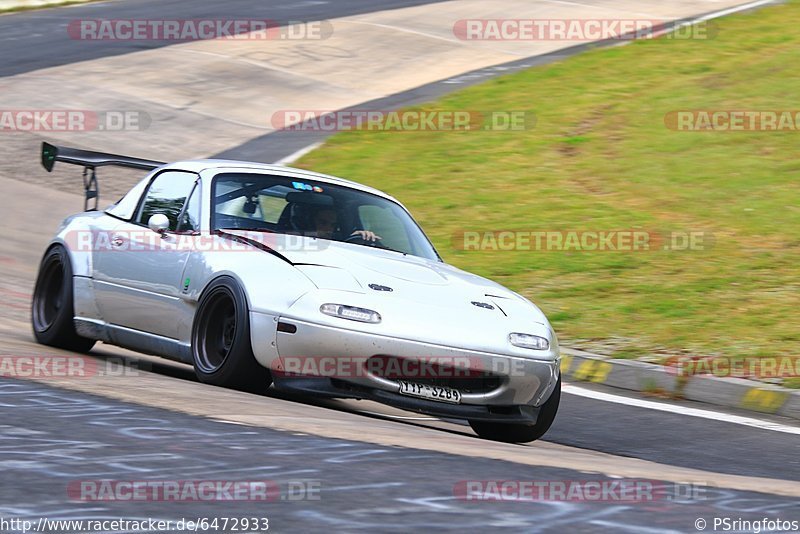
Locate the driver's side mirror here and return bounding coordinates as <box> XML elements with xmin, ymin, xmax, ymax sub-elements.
<box><xmin>148</xmin><ymin>213</ymin><xmax>170</xmax><ymax>234</ymax></box>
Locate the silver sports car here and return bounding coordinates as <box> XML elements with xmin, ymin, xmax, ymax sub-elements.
<box><xmin>32</xmin><ymin>143</ymin><xmax>561</xmax><ymax>443</ymax></box>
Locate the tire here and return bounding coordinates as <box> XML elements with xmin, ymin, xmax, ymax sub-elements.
<box><xmin>191</xmin><ymin>276</ymin><xmax>272</xmax><ymax>392</ymax></box>
<box><xmin>31</xmin><ymin>245</ymin><xmax>96</xmax><ymax>353</ymax></box>
<box><xmin>469</xmin><ymin>375</ymin><xmax>561</xmax><ymax>443</ymax></box>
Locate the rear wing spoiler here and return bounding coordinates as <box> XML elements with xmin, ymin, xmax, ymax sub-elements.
<box><xmin>41</xmin><ymin>142</ymin><xmax>166</xmax><ymax>211</ymax></box>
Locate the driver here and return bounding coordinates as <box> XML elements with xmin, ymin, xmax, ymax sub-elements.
<box><xmin>312</xmin><ymin>208</ymin><xmax>380</xmax><ymax>242</ymax></box>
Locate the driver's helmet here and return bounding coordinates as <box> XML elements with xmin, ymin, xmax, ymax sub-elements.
<box><xmin>286</xmin><ymin>202</ymin><xmax>314</xmax><ymax>234</ymax></box>
<box><xmin>287</xmin><ymin>203</ymin><xmax>339</xmax><ymax>238</ymax></box>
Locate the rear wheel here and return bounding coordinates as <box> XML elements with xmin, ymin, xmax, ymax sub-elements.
<box><xmin>31</xmin><ymin>245</ymin><xmax>96</xmax><ymax>352</ymax></box>
<box><xmin>469</xmin><ymin>375</ymin><xmax>561</xmax><ymax>443</ymax></box>
<box><xmin>191</xmin><ymin>276</ymin><xmax>272</xmax><ymax>392</ymax></box>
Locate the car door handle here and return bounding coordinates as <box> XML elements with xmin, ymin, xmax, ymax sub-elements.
<box><xmin>111</xmin><ymin>235</ymin><xmax>125</xmax><ymax>247</ymax></box>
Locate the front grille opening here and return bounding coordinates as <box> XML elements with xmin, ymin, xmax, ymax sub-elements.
<box><xmin>365</xmin><ymin>355</ymin><xmax>503</xmax><ymax>394</ymax></box>
<box><xmin>488</xmin><ymin>405</ymin><xmax>515</xmax><ymax>415</ymax></box>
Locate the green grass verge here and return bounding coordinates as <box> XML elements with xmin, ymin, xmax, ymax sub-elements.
<box><xmin>297</xmin><ymin>1</ymin><xmax>800</xmax><ymax>379</ymax></box>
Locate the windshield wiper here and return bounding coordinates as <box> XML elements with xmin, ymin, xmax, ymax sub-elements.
<box><xmin>348</xmin><ymin>240</ymin><xmax>406</xmax><ymax>255</ymax></box>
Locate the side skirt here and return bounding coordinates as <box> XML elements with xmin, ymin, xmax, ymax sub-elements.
<box><xmin>74</xmin><ymin>318</ymin><xmax>193</xmax><ymax>364</ymax></box>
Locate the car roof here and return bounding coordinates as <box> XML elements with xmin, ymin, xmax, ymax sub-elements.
<box><xmin>161</xmin><ymin>159</ymin><xmax>398</xmax><ymax>203</ymax></box>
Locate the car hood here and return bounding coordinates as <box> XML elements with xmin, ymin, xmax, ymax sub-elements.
<box><xmin>225</xmin><ymin>230</ymin><xmax>549</xmax><ymax>327</ymax></box>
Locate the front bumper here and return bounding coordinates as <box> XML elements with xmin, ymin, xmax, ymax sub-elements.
<box><xmin>272</xmin><ymin>375</ymin><xmax>548</xmax><ymax>423</ymax></box>
<box><xmin>270</xmin><ymin>318</ymin><xmax>560</xmax><ymax>419</ymax></box>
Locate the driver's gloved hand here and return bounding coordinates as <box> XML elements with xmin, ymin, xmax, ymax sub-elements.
<box><xmin>350</xmin><ymin>230</ymin><xmax>381</xmax><ymax>242</ymax></box>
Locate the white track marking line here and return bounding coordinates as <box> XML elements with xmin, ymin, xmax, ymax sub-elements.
<box><xmin>563</xmin><ymin>384</ymin><xmax>800</xmax><ymax>435</ymax></box>
<box><xmin>541</xmin><ymin>0</ymin><xmax>659</xmax><ymax>18</ymax></box>
<box><xmin>651</xmin><ymin>0</ymin><xmax>777</xmax><ymax>38</ymax></box>
<box><xmin>540</xmin><ymin>0</ymin><xmax>603</xmax><ymax>9</ymax></box>
<box><xmin>274</xmin><ymin>141</ymin><xmax>324</xmax><ymax>165</ymax></box>
<box><xmin>696</xmin><ymin>0</ymin><xmax>776</xmax><ymax>20</ymax></box>
<box><xmin>337</xmin><ymin>19</ymin><xmax>465</xmax><ymax>45</ymax></box>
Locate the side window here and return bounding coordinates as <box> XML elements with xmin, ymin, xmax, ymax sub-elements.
<box><xmin>136</xmin><ymin>171</ymin><xmax>199</xmax><ymax>231</ymax></box>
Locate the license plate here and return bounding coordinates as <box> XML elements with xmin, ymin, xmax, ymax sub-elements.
<box><xmin>398</xmin><ymin>381</ymin><xmax>462</xmax><ymax>404</ymax></box>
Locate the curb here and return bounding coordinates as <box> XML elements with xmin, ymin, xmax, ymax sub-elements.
<box><xmin>0</xmin><ymin>0</ymin><xmax>94</xmax><ymax>10</ymax></box>
<box><xmin>560</xmin><ymin>348</ymin><xmax>800</xmax><ymax>421</ymax></box>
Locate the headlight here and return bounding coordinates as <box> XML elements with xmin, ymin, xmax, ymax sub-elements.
<box><xmin>509</xmin><ymin>333</ymin><xmax>550</xmax><ymax>350</ymax></box>
<box><xmin>320</xmin><ymin>303</ymin><xmax>382</xmax><ymax>323</ymax></box>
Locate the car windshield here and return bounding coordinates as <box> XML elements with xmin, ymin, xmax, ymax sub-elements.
<box><xmin>212</xmin><ymin>173</ymin><xmax>440</xmax><ymax>261</ymax></box>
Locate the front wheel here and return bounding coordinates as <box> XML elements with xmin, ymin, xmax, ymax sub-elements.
<box><xmin>31</xmin><ymin>245</ymin><xmax>96</xmax><ymax>353</ymax></box>
<box><xmin>191</xmin><ymin>276</ymin><xmax>272</xmax><ymax>392</ymax></box>
<box><xmin>469</xmin><ymin>375</ymin><xmax>561</xmax><ymax>443</ymax></box>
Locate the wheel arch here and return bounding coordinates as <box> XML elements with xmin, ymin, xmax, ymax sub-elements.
<box><xmin>190</xmin><ymin>273</ymin><xmax>275</xmax><ymax>389</ymax></box>
<box><xmin>51</xmin><ymin>216</ymin><xmax>95</xmax><ymax>278</ymax></box>
<box><xmin>193</xmin><ymin>271</ymin><xmax>282</xmax><ymax>370</ymax></box>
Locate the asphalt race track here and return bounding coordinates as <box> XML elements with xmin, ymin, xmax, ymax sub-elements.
<box><xmin>0</xmin><ymin>0</ymin><xmax>798</xmax><ymax>532</ymax></box>
<box><xmin>0</xmin><ymin>0</ymin><xmax>449</xmax><ymax>76</ymax></box>
<box><xmin>1</xmin><ymin>378</ymin><xmax>798</xmax><ymax>533</ymax></box>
